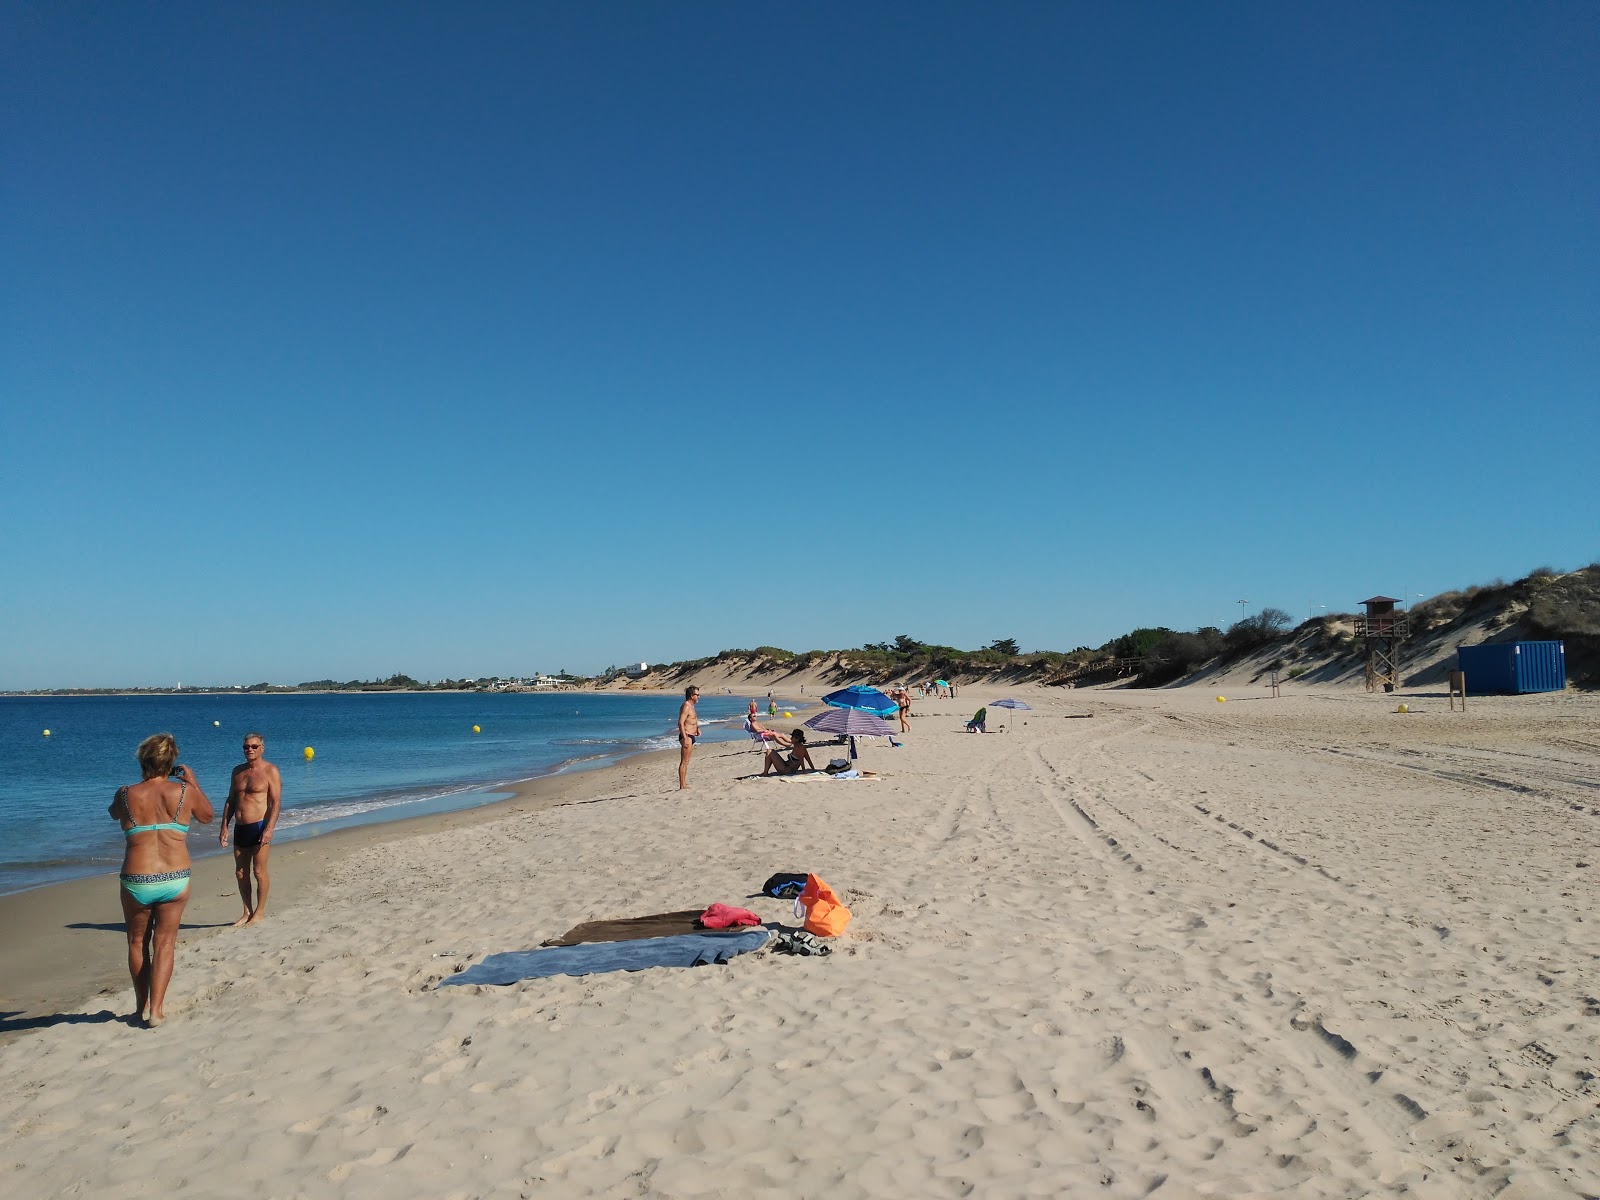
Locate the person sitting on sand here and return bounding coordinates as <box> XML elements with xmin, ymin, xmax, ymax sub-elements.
<box><xmin>965</xmin><ymin>707</ymin><xmax>987</xmax><ymax>733</ymax></box>
<box><xmin>109</xmin><ymin>733</ymin><xmax>215</xmax><ymax>1027</ymax></box>
<box><xmin>763</xmin><ymin>728</ymin><xmax>817</xmax><ymax>776</ymax></box>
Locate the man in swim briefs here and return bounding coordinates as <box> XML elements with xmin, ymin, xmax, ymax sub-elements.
<box><xmin>220</xmin><ymin>732</ymin><xmax>282</xmax><ymax>926</ymax></box>
<box><xmin>678</xmin><ymin>686</ymin><xmax>701</xmax><ymax>790</ymax></box>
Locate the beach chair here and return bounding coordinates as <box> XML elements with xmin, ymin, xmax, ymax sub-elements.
<box><xmin>746</xmin><ymin>720</ymin><xmax>783</xmax><ymax>761</ymax></box>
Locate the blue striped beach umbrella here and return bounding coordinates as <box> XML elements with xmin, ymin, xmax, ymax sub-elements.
<box><xmin>804</xmin><ymin>704</ymin><xmax>898</xmax><ymax>760</ymax></box>
<box><xmin>990</xmin><ymin>697</ymin><xmax>1032</xmax><ymax>731</ymax></box>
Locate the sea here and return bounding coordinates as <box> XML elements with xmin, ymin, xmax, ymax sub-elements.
<box><xmin>0</xmin><ymin>690</ymin><xmax>771</xmax><ymax>897</ymax></box>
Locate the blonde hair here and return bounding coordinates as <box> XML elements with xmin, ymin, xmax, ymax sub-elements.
<box><xmin>136</xmin><ymin>733</ymin><xmax>178</xmax><ymax>780</ymax></box>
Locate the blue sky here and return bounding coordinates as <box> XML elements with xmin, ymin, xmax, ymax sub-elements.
<box><xmin>3</xmin><ymin>3</ymin><xmax>1596</xmax><ymax>688</ymax></box>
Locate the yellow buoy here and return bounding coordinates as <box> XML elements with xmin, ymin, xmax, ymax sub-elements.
<box><xmin>303</xmin><ymin>746</ymin><xmax>315</xmax><ymax>760</ymax></box>
<box><xmin>1215</xmin><ymin>696</ymin><xmax>1227</xmax><ymax>703</ymax></box>
<box><xmin>472</xmin><ymin>725</ymin><xmax>481</xmax><ymax>734</ymax></box>
<box><xmin>214</xmin><ymin>720</ymin><xmax>221</xmax><ymax>727</ymax></box>
<box><xmin>782</xmin><ymin>711</ymin><xmax>792</xmax><ymax>718</ymax></box>
<box><xmin>43</xmin><ymin>729</ymin><xmax>51</xmax><ymax>737</ymax></box>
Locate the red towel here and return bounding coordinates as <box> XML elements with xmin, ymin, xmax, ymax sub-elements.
<box><xmin>697</xmin><ymin>903</ymin><xmax>762</xmax><ymax>930</ymax></box>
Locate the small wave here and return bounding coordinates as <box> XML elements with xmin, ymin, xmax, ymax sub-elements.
<box><xmin>276</xmin><ymin>781</ymin><xmax>494</xmax><ymax>829</ymax></box>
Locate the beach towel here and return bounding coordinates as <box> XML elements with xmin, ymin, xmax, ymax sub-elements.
<box><xmin>771</xmin><ymin>771</ymin><xmax>879</xmax><ymax>783</ymax></box>
<box><xmin>541</xmin><ymin>910</ymin><xmax>705</xmax><ymax>947</ymax></box>
<box><xmin>697</xmin><ymin>903</ymin><xmax>761</xmax><ymax>929</ymax></box>
<box><xmin>438</xmin><ymin>929</ymin><xmax>771</xmax><ymax>986</ymax></box>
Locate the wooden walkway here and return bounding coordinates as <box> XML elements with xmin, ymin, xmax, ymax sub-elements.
<box><xmin>1046</xmin><ymin>657</ymin><xmax>1144</xmax><ymax>686</ymax></box>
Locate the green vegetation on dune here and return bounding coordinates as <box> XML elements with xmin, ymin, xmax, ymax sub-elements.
<box><xmin>640</xmin><ymin>564</ymin><xmax>1600</xmax><ymax>691</ymax></box>
<box><xmin>20</xmin><ymin>566</ymin><xmax>1596</xmax><ymax>698</ymax></box>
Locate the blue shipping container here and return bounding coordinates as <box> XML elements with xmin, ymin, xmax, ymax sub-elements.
<box><xmin>1456</xmin><ymin>641</ymin><xmax>1566</xmax><ymax>694</ymax></box>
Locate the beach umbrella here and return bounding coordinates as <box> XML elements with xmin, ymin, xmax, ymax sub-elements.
<box><xmin>804</xmin><ymin>705</ymin><xmax>898</xmax><ymax>760</ymax></box>
<box><xmin>821</xmin><ymin>685</ymin><xmax>898</xmax><ymax>717</ymax></box>
<box><xmin>990</xmin><ymin>698</ymin><xmax>1033</xmax><ymax>731</ymax></box>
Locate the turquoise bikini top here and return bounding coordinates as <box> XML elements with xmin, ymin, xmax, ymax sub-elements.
<box><xmin>120</xmin><ymin>778</ymin><xmax>190</xmax><ymax>840</ymax></box>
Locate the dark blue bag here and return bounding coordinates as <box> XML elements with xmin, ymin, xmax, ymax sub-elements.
<box><xmin>760</xmin><ymin>872</ymin><xmax>808</xmax><ymax>899</ymax></box>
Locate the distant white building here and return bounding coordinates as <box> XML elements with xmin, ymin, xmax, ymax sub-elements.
<box><xmin>624</xmin><ymin>662</ymin><xmax>649</xmax><ymax>677</ymax></box>
<box><xmin>533</xmin><ymin>674</ymin><xmax>564</xmax><ymax>689</ymax></box>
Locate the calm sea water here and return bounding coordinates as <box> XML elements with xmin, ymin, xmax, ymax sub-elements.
<box><xmin>0</xmin><ymin>691</ymin><xmax>768</xmax><ymax>896</ymax></box>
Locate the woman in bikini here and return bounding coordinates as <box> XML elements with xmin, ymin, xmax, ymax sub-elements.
<box><xmin>762</xmin><ymin>728</ymin><xmax>818</xmax><ymax>776</ymax></box>
<box><xmin>109</xmin><ymin>733</ymin><xmax>214</xmax><ymax>1026</ymax></box>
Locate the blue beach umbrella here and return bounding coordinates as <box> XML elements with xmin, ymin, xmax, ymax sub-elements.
<box><xmin>990</xmin><ymin>697</ymin><xmax>1033</xmax><ymax>731</ymax></box>
<box><xmin>821</xmin><ymin>685</ymin><xmax>898</xmax><ymax>717</ymax></box>
<box><xmin>804</xmin><ymin>705</ymin><xmax>898</xmax><ymax>760</ymax></box>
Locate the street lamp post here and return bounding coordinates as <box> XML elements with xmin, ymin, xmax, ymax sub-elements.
<box><xmin>1237</xmin><ymin>599</ymin><xmax>1250</xmax><ymax>625</ymax></box>
<box><xmin>1309</xmin><ymin>603</ymin><xmax>1326</xmax><ymax>620</ymax></box>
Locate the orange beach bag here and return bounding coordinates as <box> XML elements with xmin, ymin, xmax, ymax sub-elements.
<box><xmin>798</xmin><ymin>873</ymin><xmax>851</xmax><ymax>937</ymax></box>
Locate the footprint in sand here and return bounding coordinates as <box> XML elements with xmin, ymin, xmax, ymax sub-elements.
<box><xmin>326</xmin><ymin>1144</ymin><xmax>409</xmax><ymax>1182</ymax></box>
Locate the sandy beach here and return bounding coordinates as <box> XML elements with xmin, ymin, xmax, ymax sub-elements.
<box><xmin>3</xmin><ymin>682</ymin><xmax>1598</xmax><ymax>1198</ymax></box>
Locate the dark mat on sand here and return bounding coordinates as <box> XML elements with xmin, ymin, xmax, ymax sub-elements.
<box><xmin>540</xmin><ymin>910</ymin><xmax>707</xmax><ymax>947</ymax></box>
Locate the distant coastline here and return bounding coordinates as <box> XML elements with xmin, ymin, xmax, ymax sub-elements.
<box><xmin>10</xmin><ymin>563</ymin><xmax>1596</xmax><ymax>697</ymax></box>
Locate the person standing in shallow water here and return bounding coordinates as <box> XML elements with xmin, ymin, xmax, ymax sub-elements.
<box><xmin>110</xmin><ymin>732</ymin><xmax>215</xmax><ymax>1027</ymax></box>
<box><xmin>220</xmin><ymin>733</ymin><xmax>281</xmax><ymax>926</ymax></box>
<box><xmin>677</xmin><ymin>685</ymin><xmax>701</xmax><ymax>789</ymax></box>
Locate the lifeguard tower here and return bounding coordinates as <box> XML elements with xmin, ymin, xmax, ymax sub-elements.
<box><xmin>1354</xmin><ymin>596</ymin><xmax>1409</xmax><ymax>692</ymax></box>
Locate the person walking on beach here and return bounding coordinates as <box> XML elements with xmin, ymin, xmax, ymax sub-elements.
<box><xmin>677</xmin><ymin>686</ymin><xmax>701</xmax><ymax>789</ymax></box>
<box><xmin>890</xmin><ymin>685</ymin><xmax>912</xmax><ymax>734</ymax></box>
<box><xmin>110</xmin><ymin>733</ymin><xmax>214</xmax><ymax>1027</ymax></box>
<box><xmin>220</xmin><ymin>733</ymin><xmax>281</xmax><ymax>926</ymax></box>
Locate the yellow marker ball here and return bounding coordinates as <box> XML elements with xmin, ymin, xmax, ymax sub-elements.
<box><xmin>473</xmin><ymin>725</ymin><xmax>481</xmax><ymax>734</ymax></box>
<box><xmin>1215</xmin><ymin>696</ymin><xmax>1226</xmax><ymax>703</ymax></box>
<box><xmin>782</xmin><ymin>711</ymin><xmax>792</xmax><ymax>718</ymax></box>
<box><xmin>43</xmin><ymin>729</ymin><xmax>51</xmax><ymax>737</ymax></box>
<box><xmin>303</xmin><ymin>746</ymin><xmax>315</xmax><ymax>760</ymax></box>
<box><xmin>214</xmin><ymin>720</ymin><xmax>221</xmax><ymax>727</ymax></box>
<box><xmin>1397</xmin><ymin>703</ymin><xmax>1410</xmax><ymax>714</ymax></box>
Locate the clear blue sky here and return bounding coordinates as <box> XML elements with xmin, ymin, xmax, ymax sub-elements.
<box><xmin>3</xmin><ymin>3</ymin><xmax>1596</xmax><ymax>688</ymax></box>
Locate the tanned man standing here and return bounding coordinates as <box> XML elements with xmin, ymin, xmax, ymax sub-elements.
<box><xmin>677</xmin><ymin>686</ymin><xmax>701</xmax><ymax>790</ymax></box>
<box><xmin>220</xmin><ymin>732</ymin><xmax>282</xmax><ymax>926</ymax></box>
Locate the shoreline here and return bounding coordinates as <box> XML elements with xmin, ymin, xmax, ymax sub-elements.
<box><xmin>1</xmin><ymin>697</ymin><xmax>814</xmax><ymax>1032</ymax></box>
<box><xmin>0</xmin><ymin>740</ymin><xmax>689</xmax><ymax>1034</ymax></box>
<box><xmin>1</xmin><ymin>687</ymin><xmax>796</xmax><ymax>898</ymax></box>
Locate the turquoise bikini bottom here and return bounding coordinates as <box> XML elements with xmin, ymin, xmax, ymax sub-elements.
<box><xmin>120</xmin><ymin>870</ymin><xmax>191</xmax><ymax>905</ymax></box>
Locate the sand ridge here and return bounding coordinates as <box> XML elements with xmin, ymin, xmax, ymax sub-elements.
<box><xmin>1</xmin><ymin>684</ymin><xmax>1597</xmax><ymax>1198</ymax></box>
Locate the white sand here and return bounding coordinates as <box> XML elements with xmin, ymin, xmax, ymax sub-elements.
<box><xmin>3</xmin><ymin>683</ymin><xmax>1597</xmax><ymax>1198</ymax></box>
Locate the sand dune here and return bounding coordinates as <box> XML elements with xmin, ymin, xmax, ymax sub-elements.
<box><xmin>2</xmin><ymin>684</ymin><xmax>1597</xmax><ymax>1197</ymax></box>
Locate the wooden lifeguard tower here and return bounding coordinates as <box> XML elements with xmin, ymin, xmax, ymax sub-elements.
<box><xmin>1354</xmin><ymin>596</ymin><xmax>1409</xmax><ymax>692</ymax></box>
